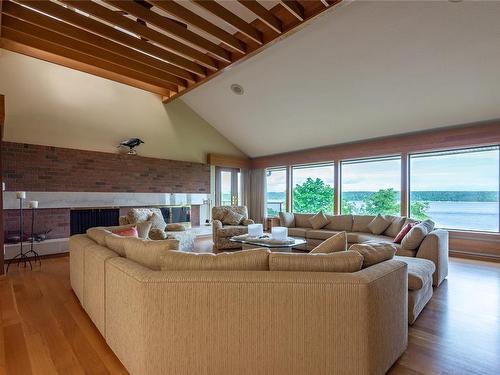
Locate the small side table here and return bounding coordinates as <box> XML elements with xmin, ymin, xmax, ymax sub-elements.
<box><xmin>265</xmin><ymin>217</ymin><xmax>280</xmax><ymax>231</ymax></box>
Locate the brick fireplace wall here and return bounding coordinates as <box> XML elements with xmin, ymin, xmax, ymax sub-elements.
<box><xmin>2</xmin><ymin>142</ymin><xmax>210</xmax><ymax>240</ymax></box>
<box><xmin>2</xmin><ymin>142</ymin><xmax>210</xmax><ymax>193</ymax></box>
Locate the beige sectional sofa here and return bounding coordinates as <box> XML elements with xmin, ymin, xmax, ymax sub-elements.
<box><xmin>280</xmin><ymin>213</ymin><xmax>449</xmax><ymax>286</ymax></box>
<box><xmin>70</xmin><ymin>232</ymin><xmax>408</xmax><ymax>375</ymax></box>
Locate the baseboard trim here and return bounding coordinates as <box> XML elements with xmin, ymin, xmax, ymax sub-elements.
<box><xmin>449</xmin><ymin>250</ymin><xmax>500</xmax><ymax>263</ymax></box>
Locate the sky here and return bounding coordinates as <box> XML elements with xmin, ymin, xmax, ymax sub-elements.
<box><xmin>266</xmin><ymin>148</ymin><xmax>499</xmax><ymax>192</ymax></box>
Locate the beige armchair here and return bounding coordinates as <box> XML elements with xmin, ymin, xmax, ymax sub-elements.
<box><xmin>212</xmin><ymin>206</ymin><xmax>255</xmax><ymax>250</ymax></box>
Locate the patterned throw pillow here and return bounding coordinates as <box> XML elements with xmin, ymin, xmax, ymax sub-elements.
<box><xmin>308</xmin><ymin>210</ymin><xmax>330</xmax><ymax>230</ymax></box>
<box><xmin>310</xmin><ymin>231</ymin><xmax>347</xmax><ymax>253</ymax></box>
<box><xmin>149</xmin><ymin>212</ymin><xmax>167</xmax><ymax>231</ymax></box>
<box><xmin>222</xmin><ymin>210</ymin><xmax>244</xmax><ymax>225</ymax></box>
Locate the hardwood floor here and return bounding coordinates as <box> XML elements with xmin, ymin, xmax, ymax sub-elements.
<box><xmin>1</xmin><ymin>247</ymin><xmax>499</xmax><ymax>374</ymax></box>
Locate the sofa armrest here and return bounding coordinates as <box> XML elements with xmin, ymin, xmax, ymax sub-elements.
<box><xmin>242</xmin><ymin>219</ymin><xmax>255</xmax><ymax>226</ymax></box>
<box><xmin>416</xmin><ymin>229</ymin><xmax>449</xmax><ymax>287</ymax></box>
<box><xmin>212</xmin><ymin>220</ymin><xmax>223</xmax><ymax>242</ymax></box>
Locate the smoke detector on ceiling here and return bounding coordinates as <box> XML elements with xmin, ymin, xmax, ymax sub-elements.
<box><xmin>230</xmin><ymin>84</ymin><xmax>244</xmax><ymax>95</ymax></box>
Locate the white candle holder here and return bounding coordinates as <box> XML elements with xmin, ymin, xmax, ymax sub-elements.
<box><xmin>271</xmin><ymin>226</ymin><xmax>288</xmax><ymax>241</ymax></box>
<box><xmin>247</xmin><ymin>223</ymin><xmax>263</xmax><ymax>237</ymax></box>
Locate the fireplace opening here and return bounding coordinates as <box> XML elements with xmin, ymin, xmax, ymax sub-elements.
<box><xmin>70</xmin><ymin>208</ymin><xmax>119</xmax><ymax>235</ymax></box>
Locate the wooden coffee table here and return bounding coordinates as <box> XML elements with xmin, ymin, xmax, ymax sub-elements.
<box><xmin>230</xmin><ymin>236</ymin><xmax>307</xmax><ymax>252</ymax></box>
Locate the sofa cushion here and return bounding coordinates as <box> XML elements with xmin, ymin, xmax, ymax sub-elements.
<box><xmin>420</xmin><ymin>219</ymin><xmax>435</xmax><ymax>233</ymax></box>
<box><xmin>352</xmin><ymin>215</ymin><xmax>376</xmax><ymax>232</ymax></box>
<box><xmin>308</xmin><ymin>210</ymin><xmax>330</xmax><ymax>229</ymax></box>
<box><xmin>393</xmin><ymin>223</ymin><xmax>415</xmax><ymax>243</ymax></box>
<box><xmin>324</xmin><ymin>215</ymin><xmax>353</xmax><ymax>231</ymax></box>
<box><xmin>269</xmin><ymin>250</ymin><xmax>363</xmax><ymax>273</ymax></box>
<box><xmin>349</xmin><ymin>242</ymin><xmax>397</xmax><ymax>268</ymax></box>
<box><xmin>401</xmin><ymin>222</ymin><xmax>430</xmax><ymax>250</ymax></box>
<box><xmin>395</xmin><ymin>256</ymin><xmax>435</xmax><ymax>290</ymax></box>
<box><xmin>136</xmin><ymin>220</ymin><xmax>153</xmax><ymax>239</ymax></box>
<box><xmin>222</xmin><ymin>210</ymin><xmax>244</xmax><ymax>225</ymax></box>
<box><xmin>395</xmin><ymin>247</ymin><xmax>417</xmax><ymax>258</ymax></box>
<box><xmin>354</xmin><ymin>232</ymin><xmax>394</xmax><ymax>244</ymax></box>
<box><xmin>160</xmin><ymin>248</ymin><xmax>270</xmax><ymax>271</ymax></box>
<box><xmin>294</xmin><ymin>213</ymin><xmax>313</xmax><ymax>228</ymax></box>
<box><xmin>104</xmin><ymin>233</ymin><xmax>131</xmax><ymax>256</ymax></box>
<box><xmin>288</xmin><ymin>227</ymin><xmax>308</xmax><ymax>238</ymax></box>
<box><xmin>124</xmin><ymin>238</ymin><xmax>179</xmax><ymax>270</ymax></box>
<box><xmin>367</xmin><ymin>214</ymin><xmax>392</xmax><ymax>235</ymax></box>
<box><xmin>127</xmin><ymin>208</ymin><xmax>152</xmax><ymax>224</ymax></box>
<box><xmin>87</xmin><ymin>224</ymin><xmax>135</xmax><ymax>246</ymax></box>
<box><xmin>166</xmin><ymin>223</ymin><xmax>185</xmax><ymax>231</ymax></box>
<box><xmin>111</xmin><ymin>226</ymin><xmax>138</xmax><ymax>237</ymax></box>
<box><xmin>310</xmin><ymin>232</ymin><xmax>347</xmax><ymax>253</ymax></box>
<box><xmin>384</xmin><ymin>216</ymin><xmax>407</xmax><ymax>238</ymax></box>
<box><xmin>279</xmin><ymin>212</ymin><xmax>295</xmax><ymax>228</ymax></box>
<box><xmin>306</xmin><ymin>229</ymin><xmax>341</xmax><ymax>240</ymax></box>
<box><xmin>150</xmin><ymin>212</ymin><xmax>167</xmax><ymax>231</ymax></box>
<box><xmin>218</xmin><ymin>225</ymin><xmax>248</xmax><ymax>238</ymax></box>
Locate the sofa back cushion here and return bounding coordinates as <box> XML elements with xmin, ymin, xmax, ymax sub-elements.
<box><xmin>212</xmin><ymin>206</ymin><xmax>249</xmax><ymax>222</ymax></box>
<box><xmin>124</xmin><ymin>238</ymin><xmax>180</xmax><ymax>270</ymax></box>
<box><xmin>104</xmin><ymin>233</ymin><xmax>130</xmax><ymax>256</ymax></box>
<box><xmin>352</xmin><ymin>215</ymin><xmax>376</xmax><ymax>232</ymax></box>
<box><xmin>269</xmin><ymin>250</ymin><xmax>363</xmax><ymax>272</ymax></box>
<box><xmin>222</xmin><ymin>210</ymin><xmax>245</xmax><ymax>225</ymax></box>
<box><xmin>294</xmin><ymin>213</ymin><xmax>314</xmax><ymax>228</ymax></box>
<box><xmin>160</xmin><ymin>248</ymin><xmax>270</xmax><ymax>271</ymax></box>
<box><xmin>310</xmin><ymin>231</ymin><xmax>347</xmax><ymax>253</ymax></box>
<box><xmin>349</xmin><ymin>242</ymin><xmax>397</xmax><ymax>268</ymax></box>
<box><xmin>383</xmin><ymin>216</ymin><xmax>406</xmax><ymax>238</ymax></box>
<box><xmin>324</xmin><ymin>215</ymin><xmax>353</xmax><ymax>231</ymax></box>
<box><xmin>279</xmin><ymin>212</ymin><xmax>295</xmax><ymax>228</ymax></box>
<box><xmin>401</xmin><ymin>220</ymin><xmax>435</xmax><ymax>250</ymax></box>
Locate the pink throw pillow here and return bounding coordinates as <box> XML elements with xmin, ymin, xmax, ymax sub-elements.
<box><xmin>393</xmin><ymin>223</ymin><xmax>415</xmax><ymax>244</ymax></box>
<box><xmin>112</xmin><ymin>226</ymin><xmax>139</xmax><ymax>238</ymax></box>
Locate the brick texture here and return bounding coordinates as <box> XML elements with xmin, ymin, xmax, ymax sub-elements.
<box><xmin>2</xmin><ymin>142</ymin><xmax>210</xmax><ymax>193</ymax></box>
<box><xmin>4</xmin><ymin>208</ymin><xmax>70</xmax><ymax>241</ymax></box>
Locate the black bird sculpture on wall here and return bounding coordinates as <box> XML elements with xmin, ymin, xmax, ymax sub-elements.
<box><xmin>118</xmin><ymin>138</ymin><xmax>144</xmax><ymax>155</ymax></box>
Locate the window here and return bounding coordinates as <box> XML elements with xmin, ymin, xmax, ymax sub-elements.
<box><xmin>409</xmin><ymin>146</ymin><xmax>499</xmax><ymax>232</ymax></box>
<box><xmin>292</xmin><ymin>163</ymin><xmax>334</xmax><ymax>214</ymax></box>
<box><xmin>265</xmin><ymin>168</ymin><xmax>287</xmax><ymax>217</ymax></box>
<box><xmin>341</xmin><ymin>157</ymin><xmax>401</xmax><ymax>215</ymax></box>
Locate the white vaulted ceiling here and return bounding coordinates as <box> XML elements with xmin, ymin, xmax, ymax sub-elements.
<box><xmin>182</xmin><ymin>0</ymin><xmax>500</xmax><ymax>158</ymax></box>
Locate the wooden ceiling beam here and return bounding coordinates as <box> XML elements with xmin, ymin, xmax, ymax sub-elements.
<box><xmin>237</xmin><ymin>0</ymin><xmax>282</xmax><ymax>34</ymax></box>
<box><xmin>0</xmin><ymin>33</ymin><xmax>173</xmax><ymax>97</ymax></box>
<box><xmin>103</xmin><ymin>0</ymin><xmax>231</xmax><ymax>63</ymax></box>
<box><xmin>2</xmin><ymin>1</ymin><xmax>187</xmax><ymax>87</ymax></box>
<box><xmin>279</xmin><ymin>1</ymin><xmax>304</xmax><ymax>21</ymax></box>
<box><xmin>150</xmin><ymin>0</ymin><xmax>246</xmax><ymax>54</ymax></box>
<box><xmin>192</xmin><ymin>0</ymin><xmax>263</xmax><ymax>45</ymax></box>
<box><xmin>16</xmin><ymin>0</ymin><xmax>200</xmax><ymax>81</ymax></box>
<box><xmin>59</xmin><ymin>0</ymin><xmax>216</xmax><ymax>72</ymax></box>
<box><xmin>2</xmin><ymin>14</ymin><xmax>180</xmax><ymax>92</ymax></box>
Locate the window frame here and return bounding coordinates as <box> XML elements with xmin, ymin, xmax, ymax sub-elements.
<box><xmin>339</xmin><ymin>155</ymin><xmax>402</xmax><ymax>216</ymax></box>
<box><xmin>408</xmin><ymin>145</ymin><xmax>500</xmax><ymax>233</ymax></box>
<box><xmin>265</xmin><ymin>166</ymin><xmax>288</xmax><ymax>217</ymax></box>
<box><xmin>291</xmin><ymin>162</ymin><xmax>335</xmax><ymax>215</ymax></box>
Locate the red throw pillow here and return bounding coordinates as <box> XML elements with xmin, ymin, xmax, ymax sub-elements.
<box><xmin>112</xmin><ymin>226</ymin><xmax>139</xmax><ymax>238</ymax></box>
<box><xmin>393</xmin><ymin>223</ymin><xmax>415</xmax><ymax>244</ymax></box>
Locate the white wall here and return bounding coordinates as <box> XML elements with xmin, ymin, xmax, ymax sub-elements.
<box><xmin>0</xmin><ymin>49</ymin><xmax>245</xmax><ymax>163</ymax></box>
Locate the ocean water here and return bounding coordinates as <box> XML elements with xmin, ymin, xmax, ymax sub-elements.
<box><xmin>423</xmin><ymin>201</ymin><xmax>499</xmax><ymax>232</ymax></box>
